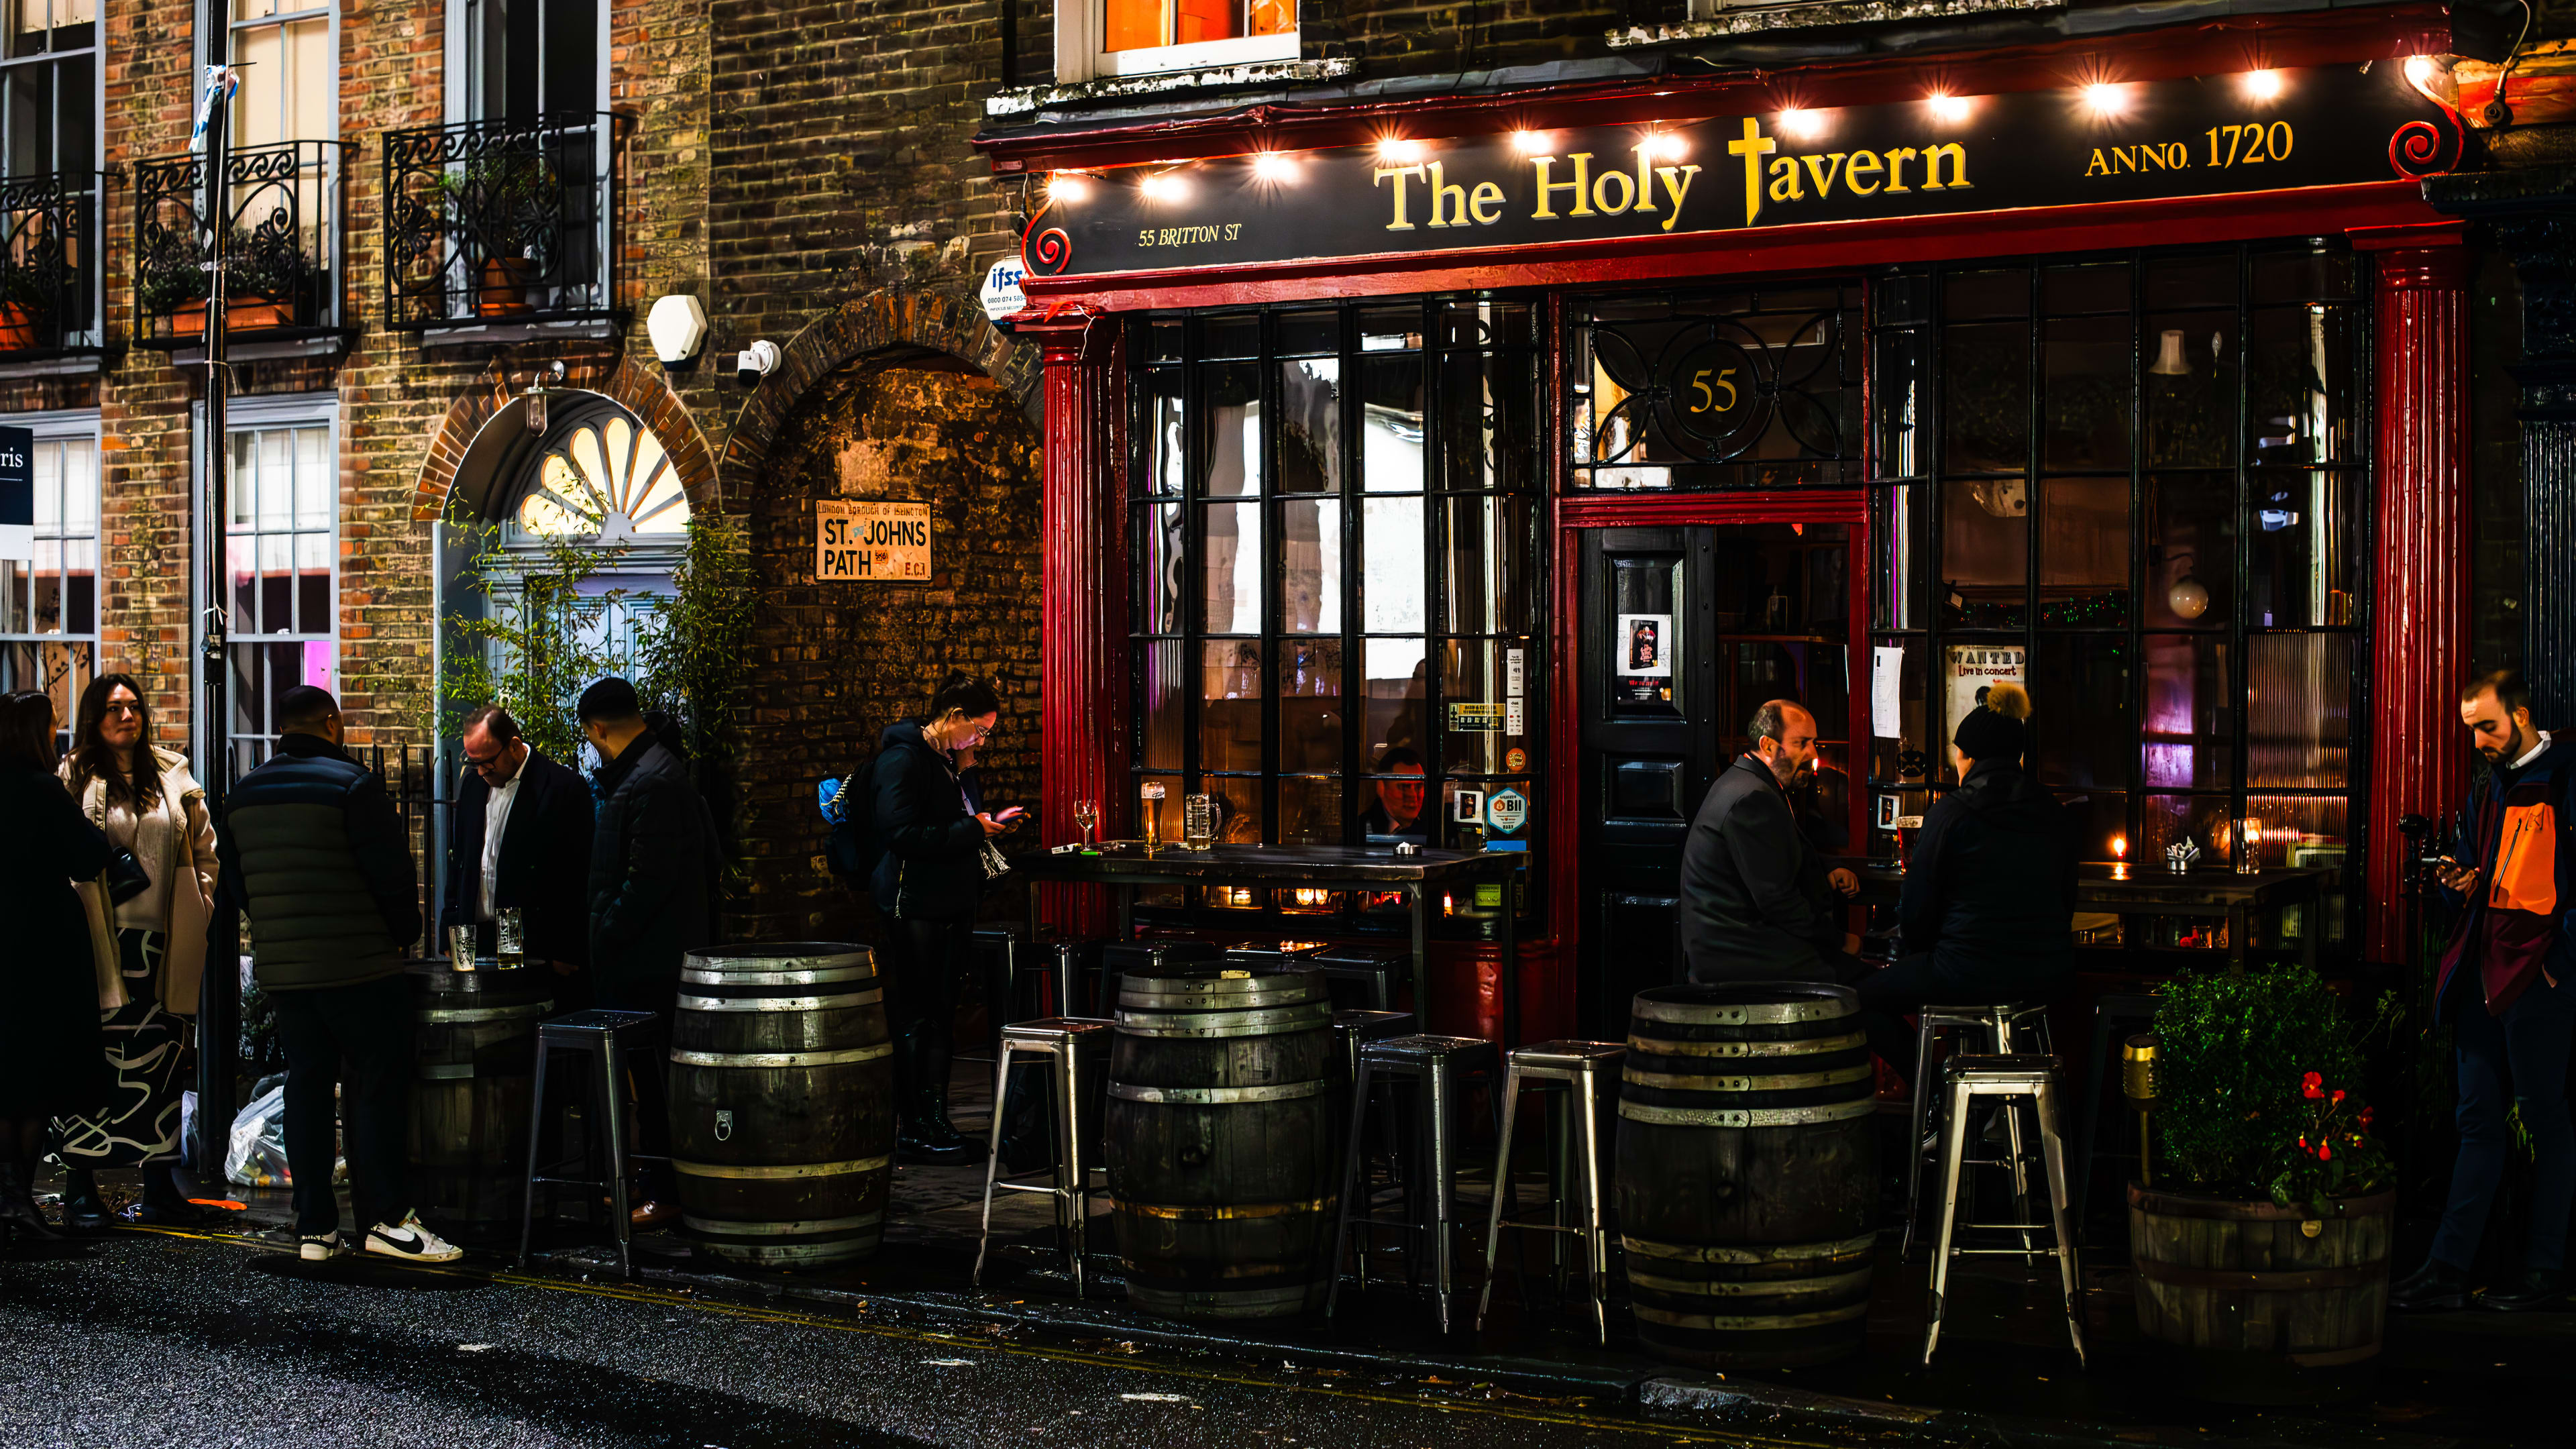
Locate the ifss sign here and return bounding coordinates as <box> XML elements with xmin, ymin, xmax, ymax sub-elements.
<box><xmin>816</xmin><ymin>500</ymin><xmax>932</xmax><ymax>582</ymax></box>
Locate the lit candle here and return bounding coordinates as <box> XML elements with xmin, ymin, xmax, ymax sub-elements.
<box><xmin>2111</xmin><ymin>834</ymin><xmax>2129</xmax><ymax>881</ymax></box>
<box><xmin>2237</xmin><ymin>818</ymin><xmax>2263</xmax><ymax>876</ymax></box>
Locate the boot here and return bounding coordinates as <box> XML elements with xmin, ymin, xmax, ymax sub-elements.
<box><xmin>124</xmin><ymin>1164</ymin><xmax>214</xmax><ymax>1227</ymax></box>
<box><xmin>919</xmin><ymin>1086</ymin><xmax>977</xmax><ymax>1161</ymax></box>
<box><xmin>57</xmin><ymin>1167</ymin><xmax>111</xmax><ymax>1233</ymax></box>
<box><xmin>0</xmin><ymin>1163</ymin><xmax>62</xmax><ymax>1243</ymax></box>
<box><xmin>2480</xmin><ymin>1268</ymin><xmax>2571</xmax><ymax>1312</ymax></box>
<box><xmin>2389</xmin><ymin>1256</ymin><xmax>2472</xmax><ymax>1313</ymax></box>
<box><xmin>896</xmin><ymin>1089</ymin><xmax>973</xmax><ymax>1166</ymax></box>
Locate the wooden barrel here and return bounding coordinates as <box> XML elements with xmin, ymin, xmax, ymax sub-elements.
<box><xmin>667</xmin><ymin>943</ymin><xmax>894</xmax><ymax>1267</ymax></box>
<box><xmin>1615</xmin><ymin>982</ymin><xmax>1880</xmax><ymax>1369</ymax></box>
<box><xmin>407</xmin><ymin>961</ymin><xmax>553</xmax><ymax>1224</ymax></box>
<box><xmin>1106</xmin><ymin>961</ymin><xmax>1341</xmax><ymax>1321</ymax></box>
<box><xmin>2128</xmin><ymin>1185</ymin><xmax>2393</xmax><ymax>1367</ymax></box>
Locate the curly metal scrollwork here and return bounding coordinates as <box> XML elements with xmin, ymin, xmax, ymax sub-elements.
<box><xmin>1587</xmin><ymin>309</ymin><xmax>1847</xmax><ymax>468</ymax></box>
<box><xmin>0</xmin><ymin>172</ymin><xmax>91</xmax><ymax>353</ymax></box>
<box><xmin>383</xmin><ymin>112</ymin><xmax>611</xmax><ymax>328</ymax></box>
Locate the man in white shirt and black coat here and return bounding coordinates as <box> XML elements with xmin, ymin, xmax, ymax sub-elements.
<box><xmin>439</xmin><ymin>704</ymin><xmax>595</xmax><ymax>995</ymax></box>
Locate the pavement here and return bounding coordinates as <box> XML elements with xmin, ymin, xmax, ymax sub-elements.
<box><xmin>7</xmin><ymin>1062</ymin><xmax>2573</xmax><ymax>1448</ymax></box>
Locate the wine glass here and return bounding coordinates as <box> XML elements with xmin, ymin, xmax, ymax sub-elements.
<box><xmin>1073</xmin><ymin>799</ymin><xmax>1098</xmax><ymax>845</ymax></box>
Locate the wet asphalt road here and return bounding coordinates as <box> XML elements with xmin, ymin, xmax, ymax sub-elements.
<box><xmin>0</xmin><ymin>1228</ymin><xmax>1851</xmax><ymax>1449</ymax></box>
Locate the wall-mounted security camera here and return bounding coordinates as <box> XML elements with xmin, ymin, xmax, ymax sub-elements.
<box><xmin>737</xmin><ymin>339</ymin><xmax>780</xmax><ymax>387</ymax></box>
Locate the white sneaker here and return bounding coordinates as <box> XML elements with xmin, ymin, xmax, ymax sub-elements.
<box><xmin>364</xmin><ymin>1214</ymin><xmax>463</xmax><ymax>1264</ymax></box>
<box><xmin>298</xmin><ymin>1231</ymin><xmax>340</xmax><ymax>1261</ymax></box>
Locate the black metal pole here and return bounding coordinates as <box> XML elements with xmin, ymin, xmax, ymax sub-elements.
<box><xmin>195</xmin><ymin>62</ymin><xmax>239</xmax><ymax>1183</ymax></box>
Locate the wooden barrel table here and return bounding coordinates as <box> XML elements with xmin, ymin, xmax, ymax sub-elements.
<box><xmin>2129</xmin><ymin>1185</ymin><xmax>2393</xmax><ymax>1367</ymax></box>
<box><xmin>1615</xmin><ymin>982</ymin><xmax>1880</xmax><ymax>1369</ymax></box>
<box><xmin>408</xmin><ymin>961</ymin><xmax>553</xmax><ymax>1224</ymax></box>
<box><xmin>667</xmin><ymin>943</ymin><xmax>894</xmax><ymax>1267</ymax></box>
<box><xmin>1106</xmin><ymin>961</ymin><xmax>1340</xmax><ymax>1321</ymax></box>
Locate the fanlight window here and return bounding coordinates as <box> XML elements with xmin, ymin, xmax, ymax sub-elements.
<box><xmin>513</xmin><ymin>414</ymin><xmax>688</xmax><ymax>542</ymax></box>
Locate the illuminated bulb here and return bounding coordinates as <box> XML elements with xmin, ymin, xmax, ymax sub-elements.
<box><xmin>1376</xmin><ymin>137</ymin><xmax>1424</xmax><ymax>164</ymax></box>
<box><xmin>1647</xmin><ymin>131</ymin><xmax>1688</xmax><ymax>162</ymax></box>
<box><xmin>1927</xmin><ymin>93</ymin><xmax>1971</xmax><ymax>123</ymax></box>
<box><xmin>2112</xmin><ymin>835</ymin><xmax>2129</xmax><ymax>861</ymax></box>
<box><xmin>1778</xmin><ymin>108</ymin><xmax>1825</xmax><ymax>140</ymax></box>
<box><xmin>1251</xmin><ymin>151</ymin><xmax>1297</xmax><ymax>181</ymax></box>
<box><xmin>2083</xmin><ymin>83</ymin><xmax>2129</xmax><ymax>115</ymax></box>
<box><xmin>2243</xmin><ymin>69</ymin><xmax>2284</xmax><ymax>100</ymax></box>
<box><xmin>2404</xmin><ymin>54</ymin><xmax>2436</xmax><ymax>89</ymax></box>
<box><xmin>1509</xmin><ymin>129</ymin><xmax>1552</xmax><ymax>154</ymax></box>
<box><xmin>1139</xmin><ymin>173</ymin><xmax>1187</xmax><ymax>202</ymax></box>
<box><xmin>1047</xmin><ymin>172</ymin><xmax>1091</xmax><ymax>203</ymax></box>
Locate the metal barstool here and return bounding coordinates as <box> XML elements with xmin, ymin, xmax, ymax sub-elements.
<box><xmin>1312</xmin><ymin>947</ymin><xmax>1406</xmax><ymax>1012</ymax></box>
<box><xmin>1326</xmin><ymin>1034</ymin><xmax>1502</xmax><ymax>1332</ymax></box>
<box><xmin>1921</xmin><ymin>1052</ymin><xmax>2085</xmax><ymax>1368</ymax></box>
<box><xmin>975</xmin><ymin>1017</ymin><xmax>1113</xmax><ymax>1294</ymax></box>
<box><xmin>1477</xmin><ymin>1040</ymin><xmax>1625</xmax><ymax>1342</ymax></box>
<box><xmin>1904</xmin><ymin>1000</ymin><xmax>2054</xmax><ymax>1261</ymax></box>
<box><xmin>517</xmin><ymin>1009</ymin><xmax>663</xmax><ymax>1277</ymax></box>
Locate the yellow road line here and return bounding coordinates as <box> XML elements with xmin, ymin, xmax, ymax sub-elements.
<box><xmin>111</xmin><ymin>1223</ymin><xmax>1837</xmax><ymax>1448</ymax></box>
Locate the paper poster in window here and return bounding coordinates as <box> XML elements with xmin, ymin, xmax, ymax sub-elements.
<box><xmin>1943</xmin><ymin>643</ymin><xmax>2025</xmax><ymax>737</ymax></box>
<box><xmin>1617</xmin><ymin>613</ymin><xmax>1672</xmax><ymax>678</ymax></box>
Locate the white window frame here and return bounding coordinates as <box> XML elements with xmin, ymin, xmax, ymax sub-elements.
<box><xmin>190</xmin><ymin>391</ymin><xmax>339</xmax><ymax>778</ymax></box>
<box><xmin>221</xmin><ymin>0</ymin><xmax>339</xmax><ymax>146</ymax></box>
<box><xmin>1057</xmin><ymin>2</ymin><xmax>1299</xmax><ymax>83</ymax></box>
<box><xmin>0</xmin><ymin>407</ymin><xmax>101</xmax><ymax>746</ymax></box>
<box><xmin>0</xmin><ymin>1</ymin><xmax>105</xmax><ymax>355</ymax></box>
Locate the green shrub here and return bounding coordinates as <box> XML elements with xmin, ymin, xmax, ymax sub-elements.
<box><xmin>2154</xmin><ymin>964</ymin><xmax>2396</xmax><ymax>1206</ymax></box>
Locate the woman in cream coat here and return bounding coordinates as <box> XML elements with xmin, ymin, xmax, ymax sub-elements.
<box><xmin>55</xmin><ymin>673</ymin><xmax>219</xmax><ymax>1228</ymax></box>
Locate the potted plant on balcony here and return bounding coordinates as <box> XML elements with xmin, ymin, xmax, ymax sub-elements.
<box><xmin>0</xmin><ymin>264</ymin><xmax>48</xmax><ymax>352</ymax></box>
<box><xmin>424</xmin><ymin>150</ymin><xmax>558</xmax><ymax>316</ymax></box>
<box><xmin>142</xmin><ymin>227</ymin><xmax>302</xmax><ymax>339</ymax></box>
<box><xmin>2129</xmin><ymin>963</ymin><xmax>2398</xmax><ymax>1395</ymax></box>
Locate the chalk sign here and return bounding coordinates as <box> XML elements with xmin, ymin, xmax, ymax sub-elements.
<box><xmin>816</xmin><ymin>500</ymin><xmax>932</xmax><ymax>582</ymax></box>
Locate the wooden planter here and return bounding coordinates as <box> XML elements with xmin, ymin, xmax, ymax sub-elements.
<box><xmin>478</xmin><ymin>256</ymin><xmax>539</xmax><ymax>316</ymax></box>
<box><xmin>2127</xmin><ymin>1183</ymin><xmax>2393</xmax><ymax>1367</ymax></box>
<box><xmin>169</xmin><ymin>295</ymin><xmax>291</xmax><ymax>337</ymax></box>
<box><xmin>0</xmin><ymin>301</ymin><xmax>37</xmax><ymax>351</ymax></box>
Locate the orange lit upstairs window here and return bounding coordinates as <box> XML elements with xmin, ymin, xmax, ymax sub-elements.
<box><xmin>1106</xmin><ymin>0</ymin><xmax>1295</xmax><ymax>52</ymax></box>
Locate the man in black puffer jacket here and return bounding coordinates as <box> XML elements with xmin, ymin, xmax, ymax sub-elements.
<box><xmin>578</xmin><ymin>678</ymin><xmax>715</xmax><ymax>1228</ymax></box>
<box><xmin>1856</xmin><ymin>684</ymin><xmax>2076</xmax><ymax>1073</ymax></box>
<box><xmin>216</xmin><ymin>686</ymin><xmax>459</xmax><ymax>1264</ymax></box>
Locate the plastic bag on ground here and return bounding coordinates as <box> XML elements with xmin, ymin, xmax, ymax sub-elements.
<box><xmin>223</xmin><ymin>1083</ymin><xmax>292</xmax><ymax>1188</ymax></box>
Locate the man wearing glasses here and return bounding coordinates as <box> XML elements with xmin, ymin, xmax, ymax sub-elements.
<box><xmin>439</xmin><ymin>704</ymin><xmax>594</xmax><ymax>991</ymax></box>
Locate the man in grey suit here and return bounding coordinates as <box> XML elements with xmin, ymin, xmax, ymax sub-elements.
<box><xmin>1676</xmin><ymin>698</ymin><xmax>1865</xmax><ymax>984</ymax></box>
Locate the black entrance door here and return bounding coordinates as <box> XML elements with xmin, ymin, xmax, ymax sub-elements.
<box><xmin>1576</xmin><ymin>522</ymin><xmax>1857</xmax><ymax>1035</ymax></box>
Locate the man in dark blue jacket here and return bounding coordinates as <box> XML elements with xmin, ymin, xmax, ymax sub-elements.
<box><xmin>578</xmin><ymin>677</ymin><xmax>715</xmax><ymax>1228</ymax></box>
<box><xmin>2393</xmin><ymin>669</ymin><xmax>2576</xmax><ymax>1313</ymax></box>
<box><xmin>216</xmin><ymin>686</ymin><xmax>460</xmax><ymax>1264</ymax></box>
<box><xmin>1856</xmin><ymin>686</ymin><xmax>2076</xmax><ymax>1074</ymax></box>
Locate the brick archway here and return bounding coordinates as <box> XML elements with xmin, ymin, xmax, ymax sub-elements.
<box><xmin>722</xmin><ymin>288</ymin><xmax>1032</xmax><ymax>492</ymax></box>
<box><xmin>410</xmin><ymin>352</ymin><xmax>720</xmax><ymax>523</ymax></box>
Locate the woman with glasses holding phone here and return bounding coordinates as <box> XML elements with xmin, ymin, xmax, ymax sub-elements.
<box><xmin>53</xmin><ymin>673</ymin><xmax>221</xmax><ymax>1228</ymax></box>
<box><xmin>867</xmin><ymin>671</ymin><xmax>1022</xmax><ymax>1162</ymax></box>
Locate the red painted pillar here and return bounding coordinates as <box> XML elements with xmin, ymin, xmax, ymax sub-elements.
<box><xmin>1030</xmin><ymin>313</ymin><xmax>1128</xmax><ymax>938</ymax></box>
<box><xmin>2359</xmin><ymin>233</ymin><xmax>2470</xmax><ymax>964</ymax></box>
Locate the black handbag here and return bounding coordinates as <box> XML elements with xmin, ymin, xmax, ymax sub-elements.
<box><xmin>102</xmin><ymin>847</ymin><xmax>152</xmax><ymax>906</ymax></box>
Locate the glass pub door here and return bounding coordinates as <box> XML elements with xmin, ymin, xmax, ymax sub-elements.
<box><xmin>1575</xmin><ymin>517</ymin><xmax>1862</xmax><ymax>1034</ymax></box>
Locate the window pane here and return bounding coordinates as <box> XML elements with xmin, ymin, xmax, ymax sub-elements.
<box><xmin>287</xmin><ymin>16</ymin><xmax>329</xmax><ymax>144</ymax></box>
<box><xmin>1277</xmin><ymin>358</ymin><xmax>1340</xmax><ymax>493</ymax></box>
<box><xmin>1358</xmin><ymin>356</ymin><xmax>1424</xmax><ymax>492</ymax></box>
<box><xmin>1360</xmin><ymin>494</ymin><xmax>1424</xmax><ymax>633</ymax></box>
<box><xmin>2061</xmin><ymin>788</ymin><xmax>2127</xmax><ymax>865</ymax></box>
<box><xmin>2142</xmin><ymin>794</ymin><xmax>2239</xmax><ymax>877</ymax></box>
<box><xmin>295</xmin><ymin>531</ymin><xmax>329</xmax><ymax>635</ymax></box>
<box><xmin>259</xmin><ymin>533</ymin><xmax>292</xmax><ymax>635</ymax></box>
<box><xmin>1865</xmin><ymin>635</ymin><xmax>1929</xmax><ymax>788</ymax></box>
<box><xmin>2249</xmin><ymin>305</ymin><xmax>2360</xmax><ymax>466</ymax></box>
<box><xmin>1278</xmin><ymin>638</ymin><xmax>1341</xmax><ymax>773</ymax></box>
<box><xmin>1442</xmin><ymin>493</ymin><xmax>1533</xmax><ymax>635</ymax></box>
<box><xmin>2045</xmin><ymin>264</ymin><xmax>2128</xmax><ymax>315</ymax></box>
<box><xmin>2144</xmin><ymin>473</ymin><xmax>2233</xmax><ymax>629</ymax></box>
<box><xmin>2040</xmin><ymin>476</ymin><xmax>2128</xmax><ymax>627</ymax></box>
<box><xmin>1944</xmin><ymin>270</ymin><xmax>2027</xmax><ymax>319</ymax></box>
<box><xmin>0</xmin><ymin>559</ymin><xmax>25</xmax><ymax>632</ymax></box>
<box><xmin>2043</xmin><ymin>316</ymin><xmax>2131</xmax><ymax>468</ymax></box>
<box><xmin>60</xmin><ymin>440</ymin><xmax>94</xmax><ymax>531</ymax></box>
<box><xmin>228</xmin><ymin>533</ymin><xmax>255</xmax><ymax>631</ymax></box>
<box><xmin>2147</xmin><ymin>254</ymin><xmax>2235</xmax><ymax>309</ymax></box>
<box><xmin>1438</xmin><ymin>348</ymin><xmax>1537</xmax><ymax>492</ymax></box>
<box><xmin>62</xmin><ymin>535</ymin><xmax>92</xmax><ymax>633</ymax></box>
<box><xmin>294</xmin><ymin>427</ymin><xmax>331</xmax><ymax>527</ymax></box>
<box><xmin>1364</xmin><ymin>637</ymin><xmax>1428</xmax><ymax>763</ymax></box>
<box><xmin>1941</xmin><ymin>477</ymin><xmax>2025</xmax><ymax>629</ymax></box>
<box><xmin>1876</xmin><ymin>483</ymin><xmax>1929</xmax><ymax>630</ymax></box>
<box><xmin>1279</xmin><ymin>497</ymin><xmax>1339</xmax><ymax>633</ymax></box>
<box><xmin>2141</xmin><ymin>633</ymin><xmax>2233</xmax><ymax>788</ymax></box>
<box><xmin>1873</xmin><ymin>326</ymin><xmax>1927</xmax><ymax>481</ymax></box>
<box><xmin>1942</xmin><ymin>322</ymin><xmax>2028</xmax><ymax>470</ymax></box>
<box><xmin>1140</xmin><ymin>370</ymin><xmax>1183</xmax><ymax>496</ymax></box>
<box><xmin>232</xmin><ymin>21</ymin><xmax>282</xmax><ymax>149</ymax></box>
<box><xmin>2033</xmin><ymin>634</ymin><xmax>2130</xmax><ymax>792</ymax></box>
<box><xmin>1277</xmin><ymin>310</ymin><xmax>1335</xmax><ymax>356</ymax></box>
<box><xmin>258</xmin><ymin>429</ymin><xmax>291</xmax><ymax>527</ymax></box>
<box><xmin>2249</xmin><ymin>469</ymin><xmax>2357</xmax><ymax>627</ymax></box>
<box><xmin>1199</xmin><ymin>363</ymin><xmax>1260</xmax><ymax>497</ymax></box>
<box><xmin>1201</xmin><ymin>500</ymin><xmax>1260</xmax><ymax>634</ymax></box>
<box><xmin>1199</xmin><ymin>639</ymin><xmax>1262</xmax><ymax>773</ymax></box>
<box><xmin>2251</xmin><ymin>250</ymin><xmax>2357</xmax><ymax>304</ymax></box>
<box><xmin>2248</xmin><ymin>633</ymin><xmax>2352</xmax><ymax>788</ymax></box>
<box><xmin>2144</xmin><ymin>311</ymin><xmax>2235</xmax><ymax>467</ymax></box>
<box><xmin>1278</xmin><ymin>775</ymin><xmax>1341</xmax><ymax>847</ymax></box>
<box><xmin>229</xmin><ymin>433</ymin><xmax>258</xmax><ymax>526</ymax></box>
<box><xmin>1138</xmin><ymin>637</ymin><xmax>1183</xmax><ymax>770</ymax></box>
<box><xmin>1136</xmin><ymin>502</ymin><xmax>1183</xmax><ymax>633</ymax></box>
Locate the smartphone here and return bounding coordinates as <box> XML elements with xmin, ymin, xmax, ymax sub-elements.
<box><xmin>994</xmin><ymin>806</ymin><xmax>1027</xmax><ymax>824</ymax></box>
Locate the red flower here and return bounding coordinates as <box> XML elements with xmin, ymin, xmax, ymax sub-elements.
<box><xmin>2319</xmin><ymin>1141</ymin><xmax>2332</xmax><ymax>1162</ymax></box>
<box><xmin>2359</xmin><ymin>1107</ymin><xmax>2375</xmax><ymax>1131</ymax></box>
<box><xmin>2302</xmin><ymin>1071</ymin><xmax>2324</xmax><ymax>1099</ymax></box>
<box><xmin>2331</xmin><ymin>1089</ymin><xmax>2346</xmax><ymax>1105</ymax></box>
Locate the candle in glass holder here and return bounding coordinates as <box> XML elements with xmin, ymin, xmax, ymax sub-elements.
<box><xmin>2236</xmin><ymin>818</ymin><xmax>2263</xmax><ymax>875</ymax></box>
<box><xmin>2111</xmin><ymin>835</ymin><xmax>2129</xmax><ymax>881</ymax></box>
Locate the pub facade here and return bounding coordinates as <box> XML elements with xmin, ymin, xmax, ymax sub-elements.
<box><xmin>982</xmin><ymin>1</ymin><xmax>2510</xmax><ymax>1043</ymax></box>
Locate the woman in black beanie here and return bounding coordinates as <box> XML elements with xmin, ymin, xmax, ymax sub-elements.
<box><xmin>1855</xmin><ymin>683</ymin><xmax>2078</xmax><ymax>1074</ymax></box>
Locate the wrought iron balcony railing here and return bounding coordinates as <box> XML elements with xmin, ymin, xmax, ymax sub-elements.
<box><xmin>134</xmin><ymin>140</ymin><xmax>356</xmax><ymax>350</ymax></box>
<box><xmin>383</xmin><ymin>111</ymin><xmax>626</xmax><ymax>331</ymax></box>
<box><xmin>0</xmin><ymin>171</ymin><xmax>104</xmax><ymax>358</ymax></box>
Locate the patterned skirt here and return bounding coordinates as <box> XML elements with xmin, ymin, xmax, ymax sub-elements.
<box><xmin>52</xmin><ymin>928</ymin><xmax>191</xmax><ymax>1169</ymax></box>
